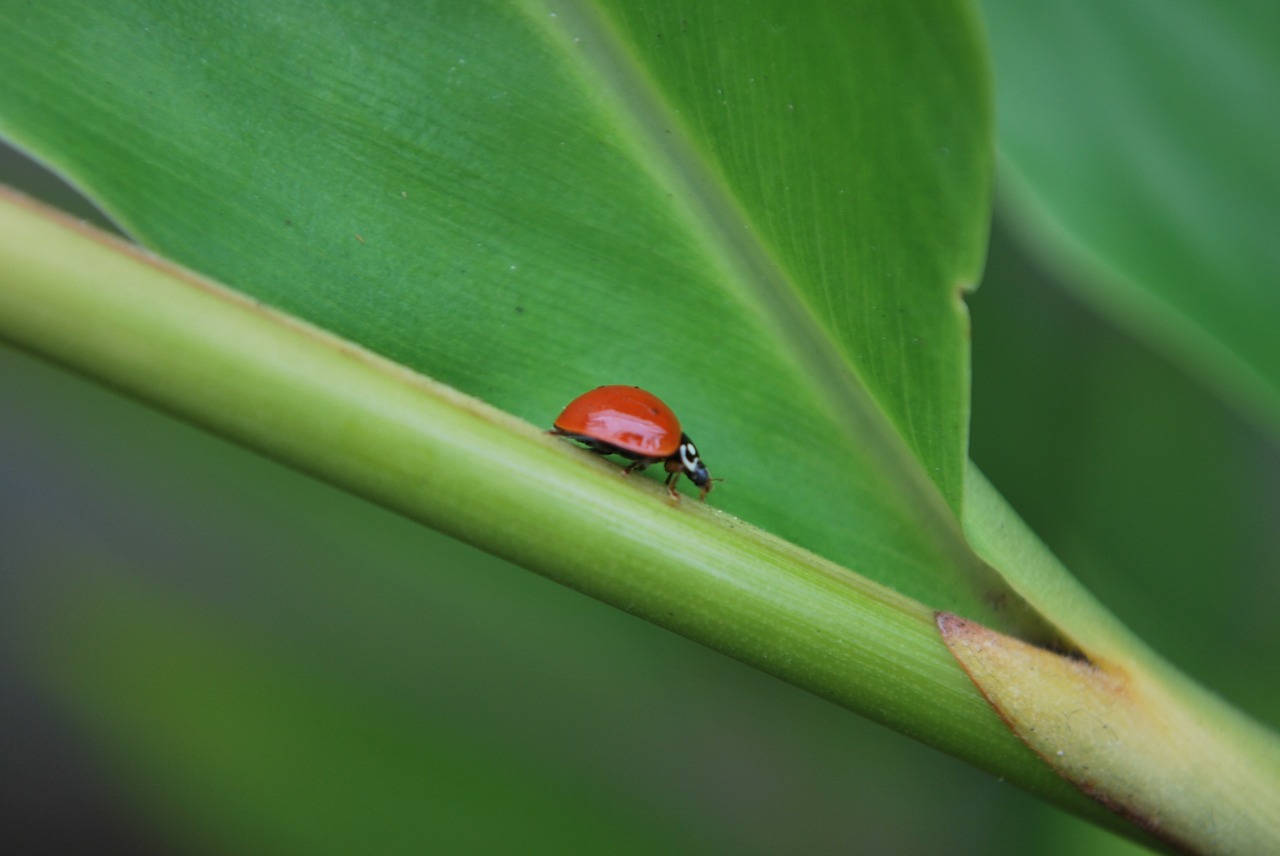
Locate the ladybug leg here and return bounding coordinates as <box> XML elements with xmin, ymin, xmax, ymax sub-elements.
<box><xmin>623</xmin><ymin>459</ymin><xmax>652</xmax><ymax>475</ymax></box>
<box><xmin>664</xmin><ymin>469</ymin><xmax>681</xmax><ymax>498</ymax></box>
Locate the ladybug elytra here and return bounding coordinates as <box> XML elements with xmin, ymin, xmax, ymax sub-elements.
<box><xmin>551</xmin><ymin>385</ymin><xmax>713</xmax><ymax>500</ymax></box>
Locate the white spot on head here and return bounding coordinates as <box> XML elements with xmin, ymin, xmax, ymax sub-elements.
<box><xmin>680</xmin><ymin>442</ymin><xmax>699</xmax><ymax>470</ymax></box>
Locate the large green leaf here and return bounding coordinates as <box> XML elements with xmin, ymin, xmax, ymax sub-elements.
<box><xmin>981</xmin><ymin>0</ymin><xmax>1280</xmax><ymax>428</ymax></box>
<box><xmin>0</xmin><ymin>0</ymin><xmax>995</xmax><ymax>616</ymax></box>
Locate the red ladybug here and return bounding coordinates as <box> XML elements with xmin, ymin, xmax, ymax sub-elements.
<box><xmin>551</xmin><ymin>385</ymin><xmax>713</xmax><ymax>500</ymax></box>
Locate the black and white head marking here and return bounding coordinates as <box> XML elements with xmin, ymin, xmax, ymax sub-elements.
<box><xmin>677</xmin><ymin>433</ymin><xmax>711</xmax><ymax>488</ymax></box>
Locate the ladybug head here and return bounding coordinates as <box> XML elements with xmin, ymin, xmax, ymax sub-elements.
<box><xmin>676</xmin><ymin>433</ymin><xmax>713</xmax><ymax>498</ymax></box>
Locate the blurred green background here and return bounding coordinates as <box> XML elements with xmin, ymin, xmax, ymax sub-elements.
<box><xmin>5</xmin><ymin>138</ymin><xmax>1277</xmax><ymax>854</ymax></box>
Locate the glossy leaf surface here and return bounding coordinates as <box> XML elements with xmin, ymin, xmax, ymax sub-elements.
<box><xmin>0</xmin><ymin>1</ymin><xmax>991</xmax><ymax>612</ymax></box>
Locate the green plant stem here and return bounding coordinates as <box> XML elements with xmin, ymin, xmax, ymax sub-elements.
<box><xmin>23</xmin><ymin>188</ymin><xmax>1280</xmax><ymax>852</ymax></box>
<box><xmin>0</xmin><ymin>187</ymin><xmax>1129</xmax><ymax>824</ymax></box>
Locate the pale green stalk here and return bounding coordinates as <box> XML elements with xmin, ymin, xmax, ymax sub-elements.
<box><xmin>7</xmin><ymin>189</ymin><xmax>1280</xmax><ymax>852</ymax></box>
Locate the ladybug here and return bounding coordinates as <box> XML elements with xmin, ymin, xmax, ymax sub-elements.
<box><xmin>551</xmin><ymin>385</ymin><xmax>714</xmax><ymax>500</ymax></box>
